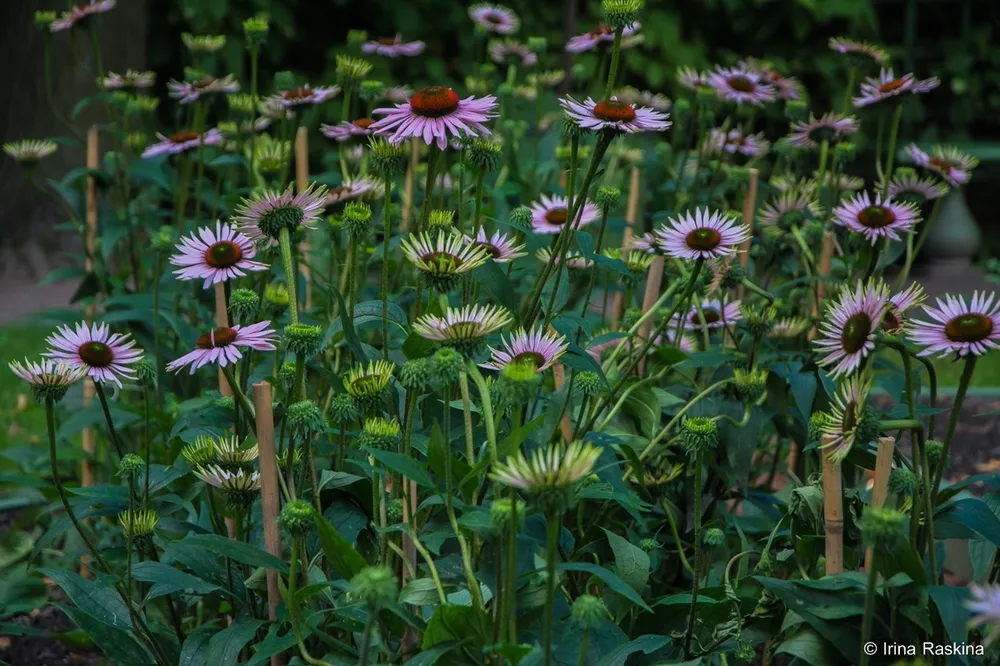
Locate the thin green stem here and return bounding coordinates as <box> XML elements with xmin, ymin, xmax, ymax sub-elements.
<box><xmin>279</xmin><ymin>227</ymin><xmax>300</xmax><ymax>324</ymax></box>
<box><xmin>683</xmin><ymin>450</ymin><xmax>704</xmax><ymax>658</ymax></box>
<box><xmin>898</xmin><ymin>197</ymin><xmax>943</xmax><ymax>286</ymax></box>
<box><xmin>543</xmin><ymin>511</ymin><xmax>561</xmax><ymax>666</ymax></box>
<box><xmin>932</xmin><ymin>356</ymin><xmax>977</xmax><ymax>504</ymax></box>
<box><xmin>860</xmin><ymin>554</ymin><xmax>878</xmax><ymax>666</ymax></box>
<box><xmin>93</xmin><ymin>381</ymin><xmax>125</xmax><ymax>460</ymax></box>
<box><xmin>604</xmin><ymin>29</ymin><xmax>624</xmax><ymax>99</ymax></box>
<box><xmin>466</xmin><ymin>363</ymin><xmax>498</xmax><ymax>466</ymax></box>
<box><xmin>381</xmin><ymin>178</ymin><xmax>392</xmax><ymax>361</ymax></box>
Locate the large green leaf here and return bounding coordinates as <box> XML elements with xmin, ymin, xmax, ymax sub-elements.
<box><xmin>929</xmin><ymin>586</ymin><xmax>972</xmax><ymax>648</ymax></box>
<box><xmin>422</xmin><ymin>604</ymin><xmax>490</xmax><ymax>653</ymax></box>
<box><xmin>129</xmin><ymin>561</ymin><xmax>223</xmax><ymax>601</ymax></box>
<box><xmin>58</xmin><ymin>603</ymin><xmax>152</xmax><ymax>666</ymax></box>
<box><xmin>366</xmin><ymin>447</ymin><xmax>437</xmax><ymax>489</ymax></box>
<box><xmin>178</xmin><ymin>624</ymin><xmax>217</xmax><ymax>666</ymax></box>
<box><xmin>179</xmin><ymin>534</ymin><xmax>288</xmax><ymax>573</ymax></box>
<box><xmin>935</xmin><ymin>498</ymin><xmax>1000</xmax><ymax>547</ymax></box>
<box><xmin>407</xmin><ymin>642</ymin><xmax>462</xmax><ymax>666</ymax></box>
<box><xmin>774</xmin><ymin>628</ymin><xmax>844</xmax><ymax>666</ymax></box>
<box><xmin>39</xmin><ymin>569</ymin><xmax>132</xmax><ymax>629</ymax></box>
<box><xmin>314</xmin><ymin>512</ymin><xmax>368</xmax><ymax>581</ymax></box>
<box><xmin>206</xmin><ymin>617</ymin><xmax>264</xmax><ymax>666</ymax></box>
<box><xmin>594</xmin><ymin>634</ymin><xmax>670</xmax><ymax>666</ymax></box>
<box><xmin>558</xmin><ymin>562</ymin><xmax>651</xmax><ymax>612</ymax></box>
<box><xmin>601</xmin><ymin>529</ymin><xmax>650</xmax><ymax>594</ymax></box>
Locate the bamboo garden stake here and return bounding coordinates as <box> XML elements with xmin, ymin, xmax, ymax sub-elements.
<box><xmin>295</xmin><ymin>127</ymin><xmax>312</xmax><ymax>310</ymax></box>
<box><xmin>821</xmin><ymin>434</ymin><xmax>844</xmax><ymax>574</ymax></box>
<box><xmin>735</xmin><ymin>168</ymin><xmax>758</xmax><ymax>301</ymax></box>
<box><xmin>611</xmin><ymin>167</ymin><xmax>641</xmax><ymax>328</ymax></box>
<box><xmin>82</xmin><ymin>126</ymin><xmax>99</xmax><ymax>491</ymax></box>
<box><xmin>864</xmin><ymin>436</ymin><xmax>896</xmax><ymax>571</ymax></box>
<box><xmin>253</xmin><ymin>382</ymin><xmax>285</xmax><ymax>666</ymax></box>
<box><xmin>808</xmin><ymin>231</ymin><xmax>835</xmax><ymax>341</ymax></box>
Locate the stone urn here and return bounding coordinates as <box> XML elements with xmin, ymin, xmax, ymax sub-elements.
<box><xmin>922</xmin><ymin>188</ymin><xmax>982</xmax><ymax>277</ymax></box>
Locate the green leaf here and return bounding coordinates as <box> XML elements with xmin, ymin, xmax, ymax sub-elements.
<box><xmin>560</xmin><ymin>343</ymin><xmax>609</xmax><ymax>387</ymax></box>
<box><xmin>558</xmin><ymin>563</ymin><xmax>651</xmax><ymax>611</ymax></box>
<box><xmin>601</xmin><ymin>529</ymin><xmax>650</xmax><ymax>594</ymax></box>
<box><xmin>400</xmin><ymin>578</ymin><xmax>445</xmax><ymax>606</ymax></box>
<box><xmin>594</xmin><ymin>634</ymin><xmax>670</xmax><ymax>666</ymax></box>
<box><xmin>179</xmin><ymin>534</ymin><xmax>288</xmax><ymax>573</ymax></box>
<box><xmin>317</xmin><ymin>470</ymin><xmax>364</xmax><ymax>492</ymax></box>
<box><xmin>314</xmin><ymin>513</ymin><xmax>368</xmax><ymax>581</ymax></box>
<box><xmin>178</xmin><ymin>625</ymin><xmax>216</xmax><ymax>666</ymax></box>
<box><xmin>407</xmin><ymin>642</ymin><xmax>461</xmax><ymax>666</ymax></box>
<box><xmin>929</xmin><ymin>586</ymin><xmax>971</xmax><ymax>647</ymax></box>
<box><xmin>422</xmin><ymin>604</ymin><xmax>490</xmax><ymax>652</ymax></box>
<box><xmin>365</xmin><ymin>448</ymin><xmax>437</xmax><ymax>489</ymax></box>
<box><xmin>324</xmin><ymin>284</ymin><xmax>365</xmax><ymax>361</ymax></box>
<box><xmin>129</xmin><ymin>561</ymin><xmax>222</xmax><ymax>601</ymax></box>
<box><xmin>206</xmin><ymin>617</ymin><xmax>264</xmax><ymax>665</ymax></box>
<box><xmin>351</xmin><ymin>299</ymin><xmax>409</xmax><ymax>331</ymax></box>
<box><xmin>58</xmin><ymin>603</ymin><xmax>152</xmax><ymax>665</ymax></box>
<box><xmin>622</xmin><ymin>383</ymin><xmax>660</xmax><ymax>437</ymax></box>
<box><xmin>39</xmin><ymin>569</ymin><xmax>132</xmax><ymax>629</ymax></box>
<box><xmin>474</xmin><ymin>261</ymin><xmax>521</xmax><ymax>324</ymax></box>
<box><xmin>936</xmin><ymin>498</ymin><xmax>1000</xmax><ymax>547</ymax></box>
<box><xmin>774</xmin><ymin>628</ymin><xmax>842</xmax><ymax>665</ymax></box>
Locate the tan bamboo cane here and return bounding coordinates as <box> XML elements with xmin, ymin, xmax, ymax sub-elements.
<box><xmin>611</xmin><ymin>167</ymin><xmax>641</xmax><ymax>328</ymax></box>
<box><xmin>808</xmin><ymin>231</ymin><xmax>835</xmax><ymax>341</ymax></box>
<box><xmin>735</xmin><ymin>168</ymin><xmax>759</xmax><ymax>302</ymax></box>
<box><xmin>864</xmin><ymin>436</ymin><xmax>896</xmax><ymax>571</ymax></box>
<box><xmin>401</xmin><ymin>139</ymin><xmax>418</xmax><ymax>231</ymax></box>
<box><xmin>636</xmin><ymin>256</ymin><xmax>665</xmax><ymax>375</ymax></box>
<box><xmin>253</xmin><ymin>382</ymin><xmax>285</xmax><ymax>666</ymax></box>
<box><xmin>295</xmin><ymin>127</ymin><xmax>312</xmax><ymax>310</ymax></box>
<box><xmin>81</xmin><ymin>126</ymin><xmax>99</xmax><ymax>491</ymax></box>
<box><xmin>552</xmin><ymin>355</ymin><xmax>573</xmax><ymax>443</ymax></box>
<box><xmin>215</xmin><ymin>283</ymin><xmax>233</xmax><ymax>399</ymax></box>
<box><xmin>821</xmin><ymin>435</ymin><xmax>844</xmax><ymax>574</ymax></box>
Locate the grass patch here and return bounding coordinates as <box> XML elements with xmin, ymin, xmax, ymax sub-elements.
<box><xmin>0</xmin><ymin>324</ymin><xmax>52</xmax><ymax>450</ymax></box>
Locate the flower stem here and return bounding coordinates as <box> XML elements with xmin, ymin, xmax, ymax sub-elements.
<box><xmin>860</xmin><ymin>552</ymin><xmax>878</xmax><ymax>666</ymax></box>
<box><xmin>46</xmin><ymin>400</ymin><xmax>109</xmax><ymax>573</ymax></box>
<box><xmin>543</xmin><ymin>511</ymin><xmax>561</xmax><ymax>666</ymax></box>
<box><xmin>143</xmin><ymin>386</ymin><xmax>151</xmax><ymax>508</ymax></box>
<box><xmin>898</xmin><ymin>196</ymin><xmax>943</xmax><ymax>287</ymax></box>
<box><xmin>279</xmin><ymin>227</ymin><xmax>300</xmax><ymax>324</ymax></box>
<box><xmin>932</xmin><ymin>355</ymin><xmax>977</xmax><ymax>504</ymax></box>
<box><xmin>465</xmin><ymin>363</ymin><xmax>498</xmax><ymax>466</ymax></box>
<box><xmin>381</xmin><ymin>177</ymin><xmax>392</xmax><ymax>362</ymax></box>
<box><xmin>642</xmin><ymin>378</ymin><xmax>733</xmax><ymax>460</ymax></box>
<box><xmin>576</xmin><ymin>629</ymin><xmax>590</xmax><ymax>666</ymax></box>
<box><xmin>604</xmin><ymin>29</ymin><xmax>624</xmax><ymax>99</ymax></box>
<box><xmin>93</xmin><ymin>381</ymin><xmax>125</xmax><ymax>460</ymax></box>
<box><xmin>683</xmin><ymin>450</ymin><xmax>704</xmax><ymax>658</ymax></box>
<box><xmin>506</xmin><ymin>487</ymin><xmax>519</xmax><ymax>642</ymax></box>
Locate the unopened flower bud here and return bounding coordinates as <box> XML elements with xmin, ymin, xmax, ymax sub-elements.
<box><xmin>571</xmin><ymin>594</ymin><xmax>606</xmax><ymax>629</ymax></box>
<box><xmin>681</xmin><ymin>417</ymin><xmax>718</xmax><ymax>454</ymax></box>
<box><xmin>350</xmin><ymin>566</ymin><xmax>398</xmax><ymax>610</ymax></box>
<box><xmin>278</xmin><ymin>500</ymin><xmax>315</xmax><ymax>537</ymax></box>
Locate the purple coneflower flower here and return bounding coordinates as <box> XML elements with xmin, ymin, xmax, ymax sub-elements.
<box><xmin>235</xmin><ymin>183</ymin><xmax>328</xmax><ymax>242</ymax></box>
<box><xmin>614</xmin><ymin>87</ymin><xmax>670</xmax><ymax>112</ymax></box>
<box><xmin>833</xmin><ymin>191</ymin><xmax>920</xmax><ymax>244</ymax></box>
<box><xmin>327</xmin><ymin>177</ymin><xmax>379</xmax><ymax>205</ymax></box>
<box><xmin>384</xmin><ymin>86</ymin><xmax>413</xmax><ymax>104</ymax></box>
<box><xmin>400</xmin><ymin>231</ymin><xmax>490</xmax><ymax>290</ymax></box>
<box><xmin>491</xmin><ymin>441</ymin><xmax>601</xmax><ymax>492</ymax></box>
<box><xmin>905</xmin><ymin>144</ymin><xmax>978</xmax><ymax>186</ymax></box>
<box><xmin>170</xmin><ymin>221</ymin><xmax>267</xmax><ymax>289</ymax></box>
<box><xmin>822</xmin><ymin>375</ymin><xmax>872</xmax><ymax>462</ymax></box>
<box><xmin>653</xmin><ymin>329</ymin><xmax>697</xmax><ymax>353</ymax></box>
<box><xmin>769</xmin><ymin>317</ymin><xmax>810</xmax><ymax>339</ymax></box>
<box><xmin>966</xmin><ymin>584</ymin><xmax>1000</xmax><ymax>644</ymax></box>
<box><xmin>627</xmin><ymin>232</ymin><xmax>658</xmax><ymax>254</ymax></box>
<box><xmin>787</xmin><ymin>112</ymin><xmax>860</xmax><ymax>148</ymax></box>
<box><xmin>167</xmin><ymin>322</ymin><xmax>276</xmax><ymax>374</ymax></box>
<box><xmin>676</xmin><ymin>299</ymin><xmax>742</xmax><ymax>331</ymax></box>
<box><xmin>529</xmin><ymin>194</ymin><xmax>600</xmax><ymax>235</ymax></box>
<box><xmin>815</xmin><ymin>170</ymin><xmax>864</xmax><ymax>192</ymax></box>
<box><xmin>655</xmin><ymin>208</ymin><xmax>750</xmax><ymax>261</ymax></box>
<box><xmin>3</xmin><ymin>139</ymin><xmax>58</xmax><ymax>164</ymax></box>
<box><xmin>274</xmin><ymin>84</ymin><xmax>341</xmax><ymax>108</ymax></box>
<box><xmin>828</xmin><ymin>37</ymin><xmax>889</xmax><ymax>64</ymax></box>
<box><xmin>561</xmin><ymin>96</ymin><xmax>670</xmax><ymax>134</ymax></box>
<box><xmin>468</xmin><ymin>228</ymin><xmax>526</xmax><ymax>263</ymax></box>
<box><xmin>194</xmin><ymin>465</ymin><xmax>261</xmax><ymax>492</ymax></box>
<box><xmin>536</xmin><ymin>248</ymin><xmax>592</xmax><ymax>270</ymax></box>
<box><xmin>704</xmin><ymin>127</ymin><xmax>770</xmax><ymax>158</ymax></box>
<box><xmin>142</xmin><ymin>128</ymin><xmax>224</xmax><ymax>159</ymax></box>
<box><xmin>101</xmin><ymin>70</ymin><xmax>155</xmax><ymax>90</ymax></box>
<box><xmin>909</xmin><ymin>291</ymin><xmax>1000</xmax><ymax>358</ymax></box>
<box><xmin>490</xmin><ymin>40</ymin><xmax>537</xmax><ymax>66</ymax></box>
<box><xmin>413</xmin><ymin>305</ymin><xmax>512</xmax><ymax>347</ymax></box>
<box><xmin>882</xmin><ymin>283</ymin><xmax>926</xmax><ymax>335</ymax></box>
<box><xmin>44</xmin><ymin>322</ymin><xmax>143</xmax><ymax>387</ymax></box>
<box><xmin>759</xmin><ymin>192</ymin><xmax>820</xmax><ymax>228</ymax></box>
<box><xmin>884</xmin><ymin>171</ymin><xmax>949</xmax><ymax>204</ymax></box>
<box><xmin>677</xmin><ymin>66</ymin><xmax>710</xmax><ymax>91</ymax></box>
<box><xmin>566</xmin><ymin>23</ymin><xmax>640</xmax><ymax>53</ymax></box>
<box><xmin>321</xmin><ymin>118</ymin><xmax>378</xmax><ymax>142</ymax></box>
<box><xmin>708</xmin><ymin>64</ymin><xmax>777</xmax><ymax>106</ymax></box>
<box><xmin>853</xmin><ymin>68</ymin><xmax>939</xmax><ymax>108</ymax></box>
<box><xmin>371</xmin><ymin>86</ymin><xmax>498</xmax><ymax>150</ymax></box>
<box><xmin>814</xmin><ymin>280</ymin><xmax>889</xmax><ymax>377</ymax></box>
<box><xmin>361</xmin><ymin>35</ymin><xmax>425</xmax><ymax>58</ymax></box>
<box><xmin>481</xmin><ymin>328</ymin><xmax>568</xmax><ymax>372</ymax></box>
<box><xmin>9</xmin><ymin>358</ymin><xmax>87</xmax><ymax>400</ymax></box>
<box><xmin>168</xmin><ymin>74</ymin><xmax>240</xmax><ymax>104</ymax></box>
<box><xmin>470</xmin><ymin>3</ymin><xmax>520</xmax><ymax>34</ymax></box>
<box><xmin>51</xmin><ymin>0</ymin><xmax>115</xmax><ymax>31</ymax></box>
<box><xmin>761</xmin><ymin>68</ymin><xmax>803</xmax><ymax>101</ymax></box>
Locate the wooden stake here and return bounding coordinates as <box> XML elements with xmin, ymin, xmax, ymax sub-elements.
<box><xmin>735</xmin><ymin>168</ymin><xmax>759</xmax><ymax>302</ymax></box>
<box><xmin>215</xmin><ymin>283</ymin><xmax>233</xmax><ymax>398</ymax></box>
<box><xmin>611</xmin><ymin>167</ymin><xmax>641</xmax><ymax>328</ymax></box>
<box><xmin>864</xmin><ymin>436</ymin><xmax>896</xmax><ymax>571</ymax></box>
<box><xmin>401</xmin><ymin>139</ymin><xmax>418</xmax><ymax>231</ymax></box>
<box><xmin>808</xmin><ymin>231</ymin><xmax>835</xmax><ymax>341</ymax></box>
<box><xmin>253</xmin><ymin>382</ymin><xmax>284</xmax><ymax>665</ymax></box>
<box><xmin>821</xmin><ymin>435</ymin><xmax>843</xmax><ymax>575</ymax></box>
<box><xmin>400</xmin><ymin>477</ymin><xmax>419</xmax><ymax>660</ymax></box>
<box><xmin>81</xmin><ymin>126</ymin><xmax>99</xmax><ymax>489</ymax></box>
<box><xmin>552</xmin><ymin>359</ymin><xmax>573</xmax><ymax>443</ymax></box>
<box><xmin>295</xmin><ymin>127</ymin><xmax>312</xmax><ymax>310</ymax></box>
<box><xmin>636</xmin><ymin>256</ymin><xmax>665</xmax><ymax>375</ymax></box>
<box><xmin>786</xmin><ymin>441</ymin><xmax>800</xmax><ymax>478</ymax></box>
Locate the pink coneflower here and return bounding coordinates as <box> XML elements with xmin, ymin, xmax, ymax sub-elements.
<box><xmin>655</xmin><ymin>208</ymin><xmax>750</xmax><ymax>261</ymax></box>
<box><xmin>882</xmin><ymin>283</ymin><xmax>926</xmax><ymax>335</ymax></box>
<box><xmin>170</xmin><ymin>221</ymin><xmax>267</xmax><ymax>289</ymax></box>
<box><xmin>708</xmin><ymin>64</ymin><xmax>777</xmax><ymax>106</ymax></box>
<box><xmin>470</xmin><ymin>3</ymin><xmax>520</xmax><ymax>34</ymax></box>
<box><xmin>565</xmin><ymin>23</ymin><xmax>641</xmax><ymax>53</ymax></box>
<box><xmin>704</xmin><ymin>127</ymin><xmax>770</xmax><ymax>158</ymax></box>
<box><xmin>759</xmin><ymin>192</ymin><xmax>820</xmax><ymax>228</ymax></box>
<box><xmin>966</xmin><ymin>584</ymin><xmax>1000</xmax><ymax>644</ymax></box>
<box><xmin>615</xmin><ymin>88</ymin><xmax>671</xmax><ymax>112</ymax></box>
<box><xmin>101</xmin><ymin>70</ymin><xmax>155</xmax><ymax>90</ymax></box>
<box><xmin>167</xmin><ymin>322</ymin><xmax>276</xmax><ymax>374</ymax></box>
<box><xmin>412</xmin><ymin>305</ymin><xmax>512</xmax><ymax>349</ymax></box>
<box><xmin>361</xmin><ymin>35</ymin><xmax>425</xmax><ymax>58</ymax></box>
<box><xmin>384</xmin><ymin>86</ymin><xmax>413</xmax><ymax>104</ymax></box>
<box><xmin>761</xmin><ymin>68</ymin><xmax>803</xmax><ymax>101</ymax></box>
<box><xmin>677</xmin><ymin>66</ymin><xmax>710</xmax><ymax>91</ymax></box>
<box><xmin>3</xmin><ymin>140</ymin><xmax>58</xmax><ymax>164</ymax></box>
<box><xmin>371</xmin><ymin>86</ymin><xmax>497</xmax><ymax>150</ymax></box>
<box><xmin>905</xmin><ymin>144</ymin><xmax>978</xmax><ymax>186</ymax></box>
<box><xmin>141</xmin><ymin>128</ymin><xmax>224</xmax><ymax>159</ymax></box>
<box><xmin>401</xmin><ymin>231</ymin><xmax>490</xmax><ymax>290</ymax></box>
<box><xmin>909</xmin><ymin>292</ymin><xmax>1000</xmax><ymax>358</ymax></box>
<box><xmin>167</xmin><ymin>74</ymin><xmax>240</xmax><ymax>104</ymax></box>
<box><xmin>560</xmin><ymin>97</ymin><xmax>670</xmax><ymax>134</ymax></box>
<box><xmin>627</xmin><ymin>232</ymin><xmax>658</xmax><ymax>254</ymax></box>
<box><xmin>822</xmin><ymin>375</ymin><xmax>872</xmax><ymax>462</ymax></box>
<box><xmin>490</xmin><ymin>40</ymin><xmax>537</xmax><ymax>66</ymax></box>
<box><xmin>274</xmin><ymin>84</ymin><xmax>340</xmax><ymax>108</ymax></box>
<box><xmin>814</xmin><ymin>280</ymin><xmax>889</xmax><ymax>377</ymax></box>
<box><xmin>44</xmin><ymin>322</ymin><xmax>143</xmax><ymax>388</ymax></box>
<box><xmin>814</xmin><ymin>170</ymin><xmax>864</xmax><ymax>192</ymax></box>
<box><xmin>653</xmin><ymin>329</ymin><xmax>697</xmax><ymax>353</ymax></box>
<box><xmin>833</xmin><ymin>191</ymin><xmax>921</xmax><ymax>245</ymax></box>
<box><xmin>327</xmin><ymin>177</ymin><xmax>379</xmax><ymax>205</ymax></box>
<box><xmin>853</xmin><ymin>68</ymin><xmax>939</xmax><ymax>108</ymax></box>
<box><xmin>468</xmin><ymin>228</ymin><xmax>526</xmax><ymax>263</ymax></box>
<box><xmin>536</xmin><ymin>248</ymin><xmax>592</xmax><ymax>269</ymax></box>
<box><xmin>9</xmin><ymin>358</ymin><xmax>87</xmax><ymax>402</ymax></box>
<box><xmin>787</xmin><ymin>113</ymin><xmax>860</xmax><ymax>148</ymax></box>
<box><xmin>676</xmin><ymin>299</ymin><xmax>742</xmax><ymax>331</ymax></box>
<box><xmin>321</xmin><ymin>118</ymin><xmax>378</xmax><ymax>142</ymax></box>
<box><xmin>481</xmin><ymin>328</ymin><xmax>568</xmax><ymax>371</ymax></box>
<box><xmin>529</xmin><ymin>194</ymin><xmax>600</xmax><ymax>235</ymax></box>
<box><xmin>50</xmin><ymin>0</ymin><xmax>115</xmax><ymax>31</ymax></box>
<box><xmin>884</xmin><ymin>172</ymin><xmax>949</xmax><ymax>204</ymax></box>
<box><xmin>769</xmin><ymin>317</ymin><xmax>810</xmax><ymax>339</ymax></box>
<box><xmin>828</xmin><ymin>37</ymin><xmax>889</xmax><ymax>64</ymax></box>
<box><xmin>234</xmin><ymin>184</ymin><xmax>328</xmax><ymax>242</ymax></box>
